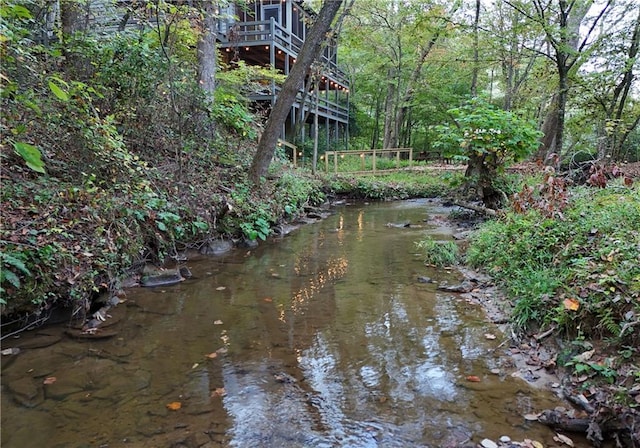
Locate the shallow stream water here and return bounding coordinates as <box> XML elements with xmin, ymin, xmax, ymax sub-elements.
<box><xmin>2</xmin><ymin>199</ymin><xmax>570</xmax><ymax>447</ymax></box>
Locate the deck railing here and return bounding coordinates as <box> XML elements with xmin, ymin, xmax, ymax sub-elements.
<box><xmin>218</xmin><ymin>19</ymin><xmax>349</xmax><ymax>88</ymax></box>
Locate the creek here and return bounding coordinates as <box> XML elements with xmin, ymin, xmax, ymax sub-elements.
<box><xmin>1</xmin><ymin>199</ymin><xmax>570</xmax><ymax>447</ymax></box>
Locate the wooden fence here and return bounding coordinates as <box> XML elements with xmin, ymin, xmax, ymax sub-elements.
<box><xmin>322</xmin><ymin>148</ymin><xmax>452</xmax><ymax>174</ymax></box>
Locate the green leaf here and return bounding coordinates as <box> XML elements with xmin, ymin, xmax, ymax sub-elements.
<box><xmin>1</xmin><ymin>270</ymin><xmax>21</xmax><ymax>288</ymax></box>
<box><xmin>13</xmin><ymin>141</ymin><xmax>46</xmax><ymax>173</ymax></box>
<box><xmin>1</xmin><ymin>253</ymin><xmax>30</xmax><ymax>275</ymax></box>
<box><xmin>48</xmin><ymin>79</ymin><xmax>69</xmax><ymax>102</ymax></box>
<box><xmin>1</xmin><ymin>4</ymin><xmax>32</xmax><ymax>19</ymax></box>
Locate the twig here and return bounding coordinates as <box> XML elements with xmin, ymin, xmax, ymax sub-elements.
<box><xmin>534</xmin><ymin>326</ymin><xmax>556</xmax><ymax>341</ymax></box>
<box><xmin>0</xmin><ymin>315</ymin><xmax>50</xmax><ymax>341</ymax></box>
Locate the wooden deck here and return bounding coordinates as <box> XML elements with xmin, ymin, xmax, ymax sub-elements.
<box><xmin>218</xmin><ymin>18</ymin><xmax>349</xmax><ymax>125</ymax></box>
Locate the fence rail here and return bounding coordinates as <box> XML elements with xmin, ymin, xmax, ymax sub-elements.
<box><xmin>323</xmin><ymin>148</ymin><xmax>416</xmax><ymax>174</ymax></box>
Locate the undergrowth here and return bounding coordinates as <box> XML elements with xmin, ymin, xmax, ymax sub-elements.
<box><xmin>467</xmin><ymin>179</ymin><xmax>640</xmax><ymax>347</ymax></box>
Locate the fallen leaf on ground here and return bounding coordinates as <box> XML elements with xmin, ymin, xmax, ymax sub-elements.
<box><xmin>192</xmin><ymin>363</ymin><xmax>199</xmax><ymax>369</ymax></box>
<box><xmin>214</xmin><ymin>320</ymin><xmax>223</xmax><ymax>325</ymax></box>
<box><xmin>166</xmin><ymin>401</ymin><xmax>182</xmax><ymax>411</ymax></box>
<box><xmin>523</xmin><ymin>413</ymin><xmax>541</xmax><ymax>421</ymax></box>
<box><xmin>205</xmin><ymin>352</ymin><xmax>218</xmax><ymax>359</ymax></box>
<box><xmin>211</xmin><ymin>388</ymin><xmax>226</xmax><ymax>397</ymax></box>
<box><xmin>465</xmin><ymin>375</ymin><xmax>481</xmax><ymax>382</ymax></box>
<box><xmin>43</xmin><ymin>377</ymin><xmax>57</xmax><ymax>385</ymax></box>
<box><xmin>563</xmin><ymin>298</ymin><xmax>580</xmax><ymax>311</ymax></box>
<box><xmin>216</xmin><ymin>286</ymin><xmax>226</xmax><ymax>291</ymax></box>
<box><xmin>216</xmin><ymin>347</ymin><xmax>228</xmax><ymax>354</ymax></box>
<box><xmin>263</xmin><ymin>297</ymin><xmax>273</xmax><ymax>302</ymax></box>
<box><xmin>484</xmin><ymin>333</ymin><xmax>496</xmax><ymax>340</ymax></box>
<box><xmin>573</xmin><ymin>349</ymin><xmax>595</xmax><ymax>363</ymax></box>
<box><xmin>554</xmin><ymin>433</ymin><xmax>574</xmax><ymax>446</ymax></box>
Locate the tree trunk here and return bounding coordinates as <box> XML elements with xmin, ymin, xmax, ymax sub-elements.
<box><xmin>60</xmin><ymin>0</ymin><xmax>89</xmax><ymax>77</ymax></box>
<box><xmin>372</xmin><ymin>93</ymin><xmax>381</xmax><ymax>148</ymax></box>
<box><xmin>536</xmin><ymin>94</ymin><xmax>558</xmax><ymax>160</ymax></box>
<box><xmin>197</xmin><ymin>0</ymin><xmax>218</xmax><ymax>98</ymax></box>
<box><xmin>465</xmin><ymin>152</ymin><xmax>505</xmax><ymax>209</ymax></box>
<box><xmin>249</xmin><ymin>0</ymin><xmax>344</xmax><ymax>184</ymax></box>
<box><xmin>533</xmin><ymin>0</ymin><xmax>595</xmax><ymax>162</ymax></box>
<box><xmin>312</xmin><ymin>79</ymin><xmax>320</xmax><ymax>174</ymax></box>
<box><xmin>382</xmin><ymin>68</ymin><xmax>398</xmax><ymax>149</ymax></box>
<box><xmin>470</xmin><ymin>0</ymin><xmax>481</xmax><ymax>97</ymax></box>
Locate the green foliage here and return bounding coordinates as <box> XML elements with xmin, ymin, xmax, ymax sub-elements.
<box><xmin>240</xmin><ymin>217</ymin><xmax>270</xmax><ymax>241</ymax></box>
<box><xmin>326</xmin><ymin>171</ymin><xmax>461</xmax><ymax>200</ymax></box>
<box><xmin>467</xmin><ymin>180</ymin><xmax>640</xmax><ymax>345</ymax></box>
<box><xmin>274</xmin><ymin>171</ymin><xmax>326</xmax><ymax>214</ymax></box>
<box><xmin>563</xmin><ymin>348</ymin><xmax>618</xmax><ymax>385</ymax></box>
<box><xmin>415</xmin><ymin>236</ymin><xmax>459</xmax><ymax>267</ymax></box>
<box><xmin>12</xmin><ymin>141</ymin><xmax>45</xmax><ymax>173</ymax></box>
<box><xmin>213</xmin><ymin>60</ymin><xmax>285</xmax><ymax>139</ymax></box>
<box><xmin>432</xmin><ymin>98</ymin><xmax>542</xmax><ymax>166</ymax></box>
<box><xmin>0</xmin><ymin>251</ymin><xmax>31</xmax><ymax>303</ymax></box>
<box><xmin>211</xmin><ymin>91</ymin><xmax>256</xmax><ymax>139</ymax></box>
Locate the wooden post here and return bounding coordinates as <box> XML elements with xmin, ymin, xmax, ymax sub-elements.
<box><xmin>333</xmin><ymin>151</ymin><xmax>338</xmax><ymax>173</ymax></box>
<box><xmin>373</xmin><ymin>148</ymin><xmax>376</xmax><ymax>173</ymax></box>
<box><xmin>396</xmin><ymin>149</ymin><xmax>400</xmax><ymax>169</ymax></box>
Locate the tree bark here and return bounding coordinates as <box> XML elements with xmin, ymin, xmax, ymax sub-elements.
<box><xmin>60</xmin><ymin>0</ymin><xmax>89</xmax><ymax>77</ymax></box>
<box><xmin>536</xmin><ymin>94</ymin><xmax>558</xmax><ymax>160</ymax></box>
<box><xmin>249</xmin><ymin>0</ymin><xmax>344</xmax><ymax>184</ymax></box>
<box><xmin>382</xmin><ymin>67</ymin><xmax>398</xmax><ymax>149</ymax></box>
<box><xmin>470</xmin><ymin>0</ymin><xmax>481</xmax><ymax>97</ymax></box>
<box><xmin>197</xmin><ymin>0</ymin><xmax>218</xmax><ymax>98</ymax></box>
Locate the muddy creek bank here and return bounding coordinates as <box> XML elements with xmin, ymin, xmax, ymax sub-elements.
<box><xmin>2</xmin><ymin>199</ymin><xmax>576</xmax><ymax>447</ymax></box>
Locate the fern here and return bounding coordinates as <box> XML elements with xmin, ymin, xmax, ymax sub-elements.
<box><xmin>1</xmin><ymin>252</ymin><xmax>31</xmax><ymax>302</ymax></box>
<box><xmin>597</xmin><ymin>308</ymin><xmax>620</xmax><ymax>338</ymax></box>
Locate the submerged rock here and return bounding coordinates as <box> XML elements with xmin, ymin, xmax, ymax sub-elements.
<box><xmin>141</xmin><ymin>270</ymin><xmax>185</xmax><ymax>287</ymax></box>
<box><xmin>200</xmin><ymin>239</ymin><xmax>234</xmax><ymax>256</ymax></box>
<box><xmin>417</xmin><ymin>276</ymin><xmax>435</xmax><ymax>284</ymax></box>
<box><xmin>6</xmin><ymin>377</ymin><xmax>44</xmax><ymax>408</ymax></box>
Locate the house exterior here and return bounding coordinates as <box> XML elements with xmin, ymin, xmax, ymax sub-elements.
<box><xmin>32</xmin><ymin>0</ymin><xmax>350</xmax><ymax>154</ymax></box>
<box><xmin>216</xmin><ymin>1</ymin><xmax>350</xmax><ymax>152</ymax></box>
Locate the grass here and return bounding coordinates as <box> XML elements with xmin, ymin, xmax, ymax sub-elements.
<box><xmin>415</xmin><ymin>236</ymin><xmax>459</xmax><ymax>267</ymax></box>
<box><xmin>466</xmin><ymin>179</ymin><xmax>640</xmax><ymax>345</ymax></box>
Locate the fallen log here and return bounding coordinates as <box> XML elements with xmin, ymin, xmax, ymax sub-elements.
<box><xmin>538</xmin><ymin>408</ymin><xmax>640</xmax><ymax>447</ymax></box>
<box><xmin>452</xmin><ymin>201</ymin><xmax>497</xmax><ymax>216</ymax></box>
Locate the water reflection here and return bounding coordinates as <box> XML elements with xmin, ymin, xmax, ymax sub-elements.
<box><xmin>1</xmin><ymin>200</ymin><xmax>568</xmax><ymax>448</ymax></box>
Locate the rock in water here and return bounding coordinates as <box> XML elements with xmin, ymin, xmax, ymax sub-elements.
<box><xmin>417</xmin><ymin>276</ymin><xmax>435</xmax><ymax>284</ymax></box>
<box><xmin>480</xmin><ymin>439</ymin><xmax>498</xmax><ymax>448</ymax></box>
<box><xmin>200</xmin><ymin>239</ymin><xmax>234</xmax><ymax>256</ymax></box>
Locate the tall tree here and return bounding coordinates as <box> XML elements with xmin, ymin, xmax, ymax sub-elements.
<box><xmin>487</xmin><ymin>1</ymin><xmax>543</xmax><ymax>111</ymax></box>
<box><xmin>353</xmin><ymin>1</ymin><xmax>457</xmax><ymax>149</ymax></box>
<box><xmin>249</xmin><ymin>0</ymin><xmax>344</xmax><ymax>184</ymax></box>
<box><xmin>508</xmin><ymin>0</ymin><xmax>613</xmax><ymax>160</ymax></box>
<box><xmin>595</xmin><ymin>5</ymin><xmax>640</xmax><ymax>159</ymax></box>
